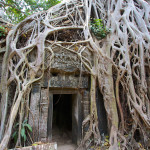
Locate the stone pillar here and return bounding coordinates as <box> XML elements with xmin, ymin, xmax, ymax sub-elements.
<box><xmin>47</xmin><ymin>93</ymin><xmax>53</xmax><ymax>141</ymax></box>
<box><xmin>77</xmin><ymin>92</ymin><xmax>82</xmax><ymax>145</ymax></box>
<box><xmin>39</xmin><ymin>88</ymin><xmax>49</xmax><ymax>142</ymax></box>
<box><xmin>82</xmin><ymin>90</ymin><xmax>90</xmax><ymax>118</ymax></box>
<box><xmin>28</xmin><ymin>83</ymin><xmax>41</xmax><ymax>142</ymax></box>
<box><xmin>72</xmin><ymin>94</ymin><xmax>78</xmax><ymax>144</ymax></box>
<box><xmin>72</xmin><ymin>92</ymin><xmax>83</xmax><ymax>145</ymax></box>
<box><xmin>82</xmin><ymin>90</ymin><xmax>90</xmax><ymax>135</ymax></box>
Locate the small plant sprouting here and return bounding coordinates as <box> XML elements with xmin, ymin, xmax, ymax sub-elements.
<box><xmin>12</xmin><ymin>119</ymin><xmax>32</xmax><ymax>145</ymax></box>
<box><xmin>90</xmin><ymin>19</ymin><xmax>110</xmax><ymax>40</ymax></box>
<box><xmin>0</xmin><ymin>26</ymin><xmax>7</xmax><ymax>37</ymax></box>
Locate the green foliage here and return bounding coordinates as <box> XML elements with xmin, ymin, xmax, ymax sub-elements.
<box><xmin>90</xmin><ymin>19</ymin><xmax>110</xmax><ymax>40</ymax></box>
<box><xmin>0</xmin><ymin>0</ymin><xmax>61</xmax><ymax>23</ymax></box>
<box><xmin>0</xmin><ymin>25</ymin><xmax>7</xmax><ymax>37</ymax></box>
<box><xmin>12</xmin><ymin>119</ymin><xmax>32</xmax><ymax>144</ymax></box>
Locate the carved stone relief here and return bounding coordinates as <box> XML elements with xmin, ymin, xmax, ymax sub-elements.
<box><xmin>49</xmin><ymin>75</ymin><xmax>89</xmax><ymax>89</ymax></box>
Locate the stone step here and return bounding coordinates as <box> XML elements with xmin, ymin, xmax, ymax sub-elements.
<box><xmin>10</xmin><ymin>143</ymin><xmax>57</xmax><ymax>150</ymax></box>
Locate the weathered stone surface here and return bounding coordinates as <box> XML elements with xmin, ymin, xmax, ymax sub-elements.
<box><xmin>28</xmin><ymin>47</ymin><xmax>91</xmax><ymax>144</ymax></box>
<box><xmin>39</xmin><ymin>88</ymin><xmax>49</xmax><ymax>142</ymax></box>
<box><xmin>11</xmin><ymin>143</ymin><xmax>57</xmax><ymax>150</ymax></box>
<box><xmin>28</xmin><ymin>84</ymin><xmax>41</xmax><ymax>142</ymax></box>
<box><xmin>52</xmin><ymin>53</ymin><xmax>82</xmax><ymax>72</ymax></box>
<box><xmin>50</xmin><ymin>75</ymin><xmax>88</xmax><ymax>89</ymax></box>
<box><xmin>42</xmin><ymin>74</ymin><xmax>89</xmax><ymax>89</ymax></box>
<box><xmin>50</xmin><ymin>48</ymin><xmax>93</xmax><ymax>73</ymax></box>
<box><xmin>82</xmin><ymin>91</ymin><xmax>90</xmax><ymax>118</ymax></box>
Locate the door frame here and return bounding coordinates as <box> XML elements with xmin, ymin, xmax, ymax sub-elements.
<box><xmin>47</xmin><ymin>89</ymin><xmax>82</xmax><ymax>145</ymax></box>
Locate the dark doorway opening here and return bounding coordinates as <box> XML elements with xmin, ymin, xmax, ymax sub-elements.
<box><xmin>52</xmin><ymin>94</ymin><xmax>72</xmax><ymax>144</ymax></box>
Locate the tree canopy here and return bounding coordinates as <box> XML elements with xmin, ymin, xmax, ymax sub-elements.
<box><xmin>0</xmin><ymin>0</ymin><xmax>61</xmax><ymax>23</ymax></box>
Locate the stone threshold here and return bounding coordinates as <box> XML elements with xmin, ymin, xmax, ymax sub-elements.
<box><xmin>9</xmin><ymin>143</ymin><xmax>57</xmax><ymax>150</ymax></box>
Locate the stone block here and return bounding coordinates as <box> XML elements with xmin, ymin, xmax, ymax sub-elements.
<box><xmin>39</xmin><ymin>88</ymin><xmax>49</xmax><ymax>140</ymax></box>
<box><xmin>10</xmin><ymin>143</ymin><xmax>57</xmax><ymax>150</ymax></box>
<box><xmin>28</xmin><ymin>84</ymin><xmax>41</xmax><ymax>142</ymax></box>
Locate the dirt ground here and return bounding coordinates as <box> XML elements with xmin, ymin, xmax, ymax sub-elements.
<box><xmin>52</xmin><ymin>127</ymin><xmax>77</xmax><ymax>150</ymax></box>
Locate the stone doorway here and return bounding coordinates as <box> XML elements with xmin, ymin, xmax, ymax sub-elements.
<box><xmin>47</xmin><ymin>91</ymin><xmax>82</xmax><ymax>147</ymax></box>
<box><xmin>52</xmin><ymin>94</ymin><xmax>72</xmax><ymax>144</ymax></box>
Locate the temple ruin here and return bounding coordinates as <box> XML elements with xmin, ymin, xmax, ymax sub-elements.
<box><xmin>0</xmin><ymin>0</ymin><xmax>150</xmax><ymax>149</ymax></box>
<box><xmin>0</xmin><ymin>23</ymin><xmax>108</xmax><ymax>147</ymax></box>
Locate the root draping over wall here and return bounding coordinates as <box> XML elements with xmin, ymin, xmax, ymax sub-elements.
<box><xmin>0</xmin><ymin>0</ymin><xmax>150</xmax><ymax>149</ymax></box>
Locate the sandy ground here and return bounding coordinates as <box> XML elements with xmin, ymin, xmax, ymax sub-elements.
<box><xmin>57</xmin><ymin>144</ymin><xmax>77</xmax><ymax>150</ymax></box>
<box><xmin>52</xmin><ymin>127</ymin><xmax>77</xmax><ymax>150</ymax></box>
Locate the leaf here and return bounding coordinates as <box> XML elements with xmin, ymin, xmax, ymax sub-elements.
<box><xmin>12</xmin><ymin>131</ymin><xmax>18</xmax><ymax>143</ymax></box>
<box><xmin>21</xmin><ymin>127</ymin><xmax>26</xmax><ymax>141</ymax></box>
<box><xmin>23</xmin><ymin>134</ymin><xmax>27</xmax><ymax>142</ymax></box>
<box><xmin>12</xmin><ymin>131</ymin><xmax>17</xmax><ymax>138</ymax></box>
<box><xmin>96</xmin><ymin>147</ymin><xmax>101</xmax><ymax>150</ymax></box>
<box><xmin>24</xmin><ymin>124</ymin><xmax>32</xmax><ymax>132</ymax></box>
<box><xmin>105</xmin><ymin>139</ymin><xmax>109</xmax><ymax>142</ymax></box>
<box><xmin>21</xmin><ymin>127</ymin><xmax>25</xmax><ymax>137</ymax></box>
<box><xmin>23</xmin><ymin>119</ymin><xmax>28</xmax><ymax>124</ymax></box>
<box><xmin>1</xmin><ymin>0</ymin><xmax>60</xmax><ymax>23</ymax></box>
<box><xmin>105</xmin><ymin>136</ymin><xmax>109</xmax><ymax>139</ymax></box>
<box><xmin>104</xmin><ymin>142</ymin><xmax>109</xmax><ymax>146</ymax></box>
<box><xmin>74</xmin><ymin>45</ymin><xmax>78</xmax><ymax>51</ymax></box>
<box><xmin>32</xmin><ymin>143</ymin><xmax>38</xmax><ymax>146</ymax></box>
<box><xmin>14</xmin><ymin>122</ymin><xmax>19</xmax><ymax>128</ymax></box>
<box><xmin>90</xmin><ymin>19</ymin><xmax>110</xmax><ymax>39</ymax></box>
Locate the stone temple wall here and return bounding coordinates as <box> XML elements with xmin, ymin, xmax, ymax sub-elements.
<box><xmin>28</xmin><ymin>47</ymin><xmax>93</xmax><ymax>144</ymax></box>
